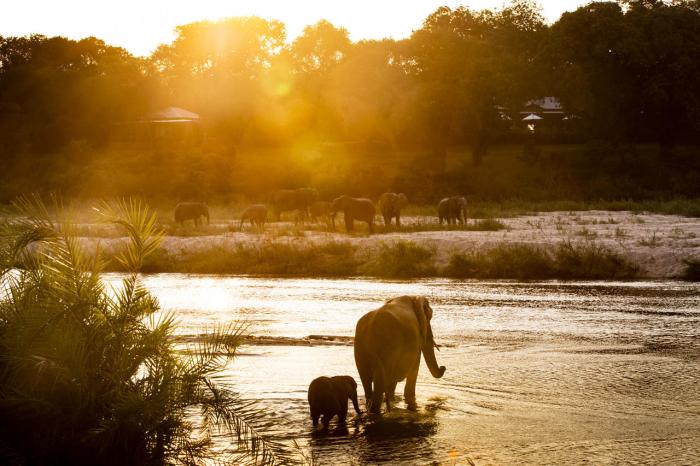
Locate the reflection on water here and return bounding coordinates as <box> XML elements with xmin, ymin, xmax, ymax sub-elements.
<box><xmin>104</xmin><ymin>275</ymin><xmax>700</xmax><ymax>464</ymax></box>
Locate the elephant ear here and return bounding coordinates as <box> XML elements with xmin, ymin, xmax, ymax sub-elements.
<box><xmin>411</xmin><ymin>296</ymin><xmax>431</xmax><ymax>348</ymax></box>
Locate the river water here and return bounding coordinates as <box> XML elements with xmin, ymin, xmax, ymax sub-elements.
<box><xmin>105</xmin><ymin>275</ymin><xmax>700</xmax><ymax>465</ymax></box>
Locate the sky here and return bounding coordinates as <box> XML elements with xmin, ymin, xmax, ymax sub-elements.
<box><xmin>1</xmin><ymin>0</ymin><xmax>589</xmax><ymax>57</ymax></box>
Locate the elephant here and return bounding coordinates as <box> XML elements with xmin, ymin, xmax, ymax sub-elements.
<box><xmin>331</xmin><ymin>195</ymin><xmax>376</xmax><ymax>233</ymax></box>
<box><xmin>271</xmin><ymin>187</ymin><xmax>319</xmax><ymax>221</ymax></box>
<box><xmin>240</xmin><ymin>204</ymin><xmax>267</xmax><ymax>230</ymax></box>
<box><xmin>307</xmin><ymin>375</ymin><xmax>362</xmax><ymax>427</ymax></box>
<box><xmin>354</xmin><ymin>296</ymin><xmax>446</xmax><ymax>414</ymax></box>
<box><xmin>309</xmin><ymin>201</ymin><xmax>333</xmax><ymax>226</ymax></box>
<box><xmin>438</xmin><ymin>196</ymin><xmax>467</xmax><ymax>225</ymax></box>
<box><xmin>174</xmin><ymin>202</ymin><xmax>210</xmax><ymax>227</ymax></box>
<box><xmin>378</xmin><ymin>192</ymin><xmax>409</xmax><ymax>227</ymax></box>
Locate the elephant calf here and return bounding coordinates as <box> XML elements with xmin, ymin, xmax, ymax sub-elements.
<box><xmin>307</xmin><ymin>375</ymin><xmax>361</xmax><ymax>427</ymax></box>
<box><xmin>438</xmin><ymin>196</ymin><xmax>467</xmax><ymax>225</ymax></box>
<box><xmin>240</xmin><ymin>204</ymin><xmax>267</xmax><ymax>230</ymax></box>
<box><xmin>378</xmin><ymin>192</ymin><xmax>408</xmax><ymax>227</ymax></box>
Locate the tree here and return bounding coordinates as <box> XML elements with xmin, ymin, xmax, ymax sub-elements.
<box><xmin>151</xmin><ymin>17</ymin><xmax>286</xmax><ymax>146</ymax></box>
<box><xmin>0</xmin><ymin>197</ymin><xmax>290</xmax><ymax>464</ymax></box>
<box><xmin>548</xmin><ymin>1</ymin><xmax>700</xmax><ymax>154</ymax></box>
<box><xmin>405</xmin><ymin>2</ymin><xmax>545</xmax><ymax>167</ymax></box>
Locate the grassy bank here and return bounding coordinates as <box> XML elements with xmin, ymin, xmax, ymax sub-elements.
<box><xmin>106</xmin><ymin>239</ymin><xmax>641</xmax><ymax>280</ymax></box>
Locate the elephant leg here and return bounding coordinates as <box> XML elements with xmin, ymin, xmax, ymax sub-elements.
<box><xmin>345</xmin><ymin>216</ymin><xmax>354</xmax><ymax>232</ymax></box>
<box><xmin>387</xmin><ymin>380</ymin><xmax>398</xmax><ymax>402</ymax></box>
<box><xmin>396</xmin><ymin>214</ymin><xmax>401</xmax><ymax>227</ymax></box>
<box><xmin>371</xmin><ymin>366</ymin><xmax>386</xmax><ymax>414</ymax></box>
<box><xmin>404</xmin><ymin>354</ymin><xmax>421</xmax><ymax>411</ymax></box>
<box><xmin>383</xmin><ymin>214</ymin><xmax>390</xmax><ymax>227</ymax></box>
<box><xmin>311</xmin><ymin>408</ymin><xmax>320</xmax><ymax>426</ymax></box>
<box><xmin>368</xmin><ymin>220</ymin><xmax>374</xmax><ymax>234</ymax></box>
<box><xmin>338</xmin><ymin>402</ymin><xmax>348</xmax><ymax>424</ymax></box>
<box><xmin>355</xmin><ymin>352</ymin><xmax>373</xmax><ymax>410</ymax></box>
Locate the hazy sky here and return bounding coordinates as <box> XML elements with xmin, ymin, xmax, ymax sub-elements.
<box><xmin>1</xmin><ymin>1</ymin><xmax>589</xmax><ymax>56</ymax></box>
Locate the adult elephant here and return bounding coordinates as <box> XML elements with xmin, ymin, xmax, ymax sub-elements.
<box><xmin>240</xmin><ymin>204</ymin><xmax>267</xmax><ymax>230</ymax></box>
<box><xmin>438</xmin><ymin>196</ymin><xmax>467</xmax><ymax>225</ymax></box>
<box><xmin>331</xmin><ymin>195</ymin><xmax>376</xmax><ymax>233</ymax></box>
<box><xmin>174</xmin><ymin>202</ymin><xmax>210</xmax><ymax>227</ymax></box>
<box><xmin>271</xmin><ymin>188</ymin><xmax>319</xmax><ymax>221</ymax></box>
<box><xmin>378</xmin><ymin>193</ymin><xmax>409</xmax><ymax>227</ymax></box>
<box><xmin>354</xmin><ymin>296</ymin><xmax>446</xmax><ymax>413</ymax></box>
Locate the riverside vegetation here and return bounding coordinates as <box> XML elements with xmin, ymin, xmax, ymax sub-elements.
<box><xmin>0</xmin><ymin>197</ymin><xmax>292</xmax><ymax>465</ymax></box>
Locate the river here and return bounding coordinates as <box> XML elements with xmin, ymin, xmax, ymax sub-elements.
<box><xmin>104</xmin><ymin>275</ymin><xmax>700</xmax><ymax>465</ymax></box>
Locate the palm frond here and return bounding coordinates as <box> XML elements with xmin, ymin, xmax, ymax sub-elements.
<box><xmin>0</xmin><ymin>195</ymin><xmax>293</xmax><ymax>465</ymax></box>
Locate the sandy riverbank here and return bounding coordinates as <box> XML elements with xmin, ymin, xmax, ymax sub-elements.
<box><xmin>81</xmin><ymin>210</ymin><xmax>700</xmax><ymax>278</ymax></box>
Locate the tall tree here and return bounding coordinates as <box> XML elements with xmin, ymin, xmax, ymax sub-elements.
<box><xmin>151</xmin><ymin>17</ymin><xmax>286</xmax><ymax>146</ymax></box>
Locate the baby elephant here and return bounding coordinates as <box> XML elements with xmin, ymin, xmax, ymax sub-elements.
<box><xmin>308</xmin><ymin>375</ymin><xmax>361</xmax><ymax>427</ymax></box>
<box><xmin>240</xmin><ymin>204</ymin><xmax>267</xmax><ymax>230</ymax></box>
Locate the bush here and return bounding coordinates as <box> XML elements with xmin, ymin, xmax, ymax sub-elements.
<box><xmin>443</xmin><ymin>242</ymin><xmax>639</xmax><ymax>279</ymax></box>
<box><xmin>138</xmin><ymin>241</ymin><xmax>359</xmax><ymax>276</ymax></box>
<box><xmin>0</xmin><ymin>196</ymin><xmax>287</xmax><ymax>465</ymax></box>
<box><xmin>361</xmin><ymin>241</ymin><xmax>436</xmax><ymax>278</ymax></box>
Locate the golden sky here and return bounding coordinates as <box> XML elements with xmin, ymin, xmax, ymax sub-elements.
<box><xmin>2</xmin><ymin>0</ymin><xmax>588</xmax><ymax>56</ymax></box>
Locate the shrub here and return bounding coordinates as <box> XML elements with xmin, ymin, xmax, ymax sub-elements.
<box><xmin>138</xmin><ymin>241</ymin><xmax>359</xmax><ymax>276</ymax></box>
<box><xmin>361</xmin><ymin>241</ymin><xmax>436</xmax><ymax>278</ymax></box>
<box><xmin>0</xmin><ymin>196</ymin><xmax>287</xmax><ymax>465</ymax></box>
<box><xmin>443</xmin><ymin>242</ymin><xmax>639</xmax><ymax>279</ymax></box>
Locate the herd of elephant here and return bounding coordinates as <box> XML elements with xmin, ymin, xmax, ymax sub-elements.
<box><xmin>308</xmin><ymin>295</ymin><xmax>446</xmax><ymax>428</ymax></box>
<box><xmin>174</xmin><ymin>188</ymin><xmax>468</xmax><ymax>233</ymax></box>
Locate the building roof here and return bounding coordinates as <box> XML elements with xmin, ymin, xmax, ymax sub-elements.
<box><xmin>523</xmin><ymin>97</ymin><xmax>563</xmax><ymax>112</ymax></box>
<box><xmin>522</xmin><ymin>113</ymin><xmax>543</xmax><ymax>121</ymax></box>
<box><xmin>150</xmin><ymin>107</ymin><xmax>200</xmax><ymax>122</ymax></box>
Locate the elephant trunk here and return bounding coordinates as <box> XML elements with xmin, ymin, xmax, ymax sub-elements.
<box><xmin>422</xmin><ymin>326</ymin><xmax>446</xmax><ymax>379</ymax></box>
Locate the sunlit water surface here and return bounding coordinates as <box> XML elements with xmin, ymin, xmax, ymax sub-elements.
<box><xmin>104</xmin><ymin>275</ymin><xmax>700</xmax><ymax>465</ymax></box>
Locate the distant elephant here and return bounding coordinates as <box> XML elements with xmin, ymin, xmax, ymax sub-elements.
<box><xmin>240</xmin><ymin>204</ymin><xmax>267</xmax><ymax>230</ymax></box>
<box><xmin>378</xmin><ymin>192</ymin><xmax>409</xmax><ymax>227</ymax></box>
<box><xmin>174</xmin><ymin>202</ymin><xmax>210</xmax><ymax>227</ymax></box>
<box><xmin>354</xmin><ymin>296</ymin><xmax>446</xmax><ymax>414</ymax></box>
<box><xmin>438</xmin><ymin>196</ymin><xmax>467</xmax><ymax>225</ymax></box>
<box><xmin>331</xmin><ymin>195</ymin><xmax>376</xmax><ymax>233</ymax></box>
<box><xmin>307</xmin><ymin>375</ymin><xmax>362</xmax><ymax>427</ymax></box>
<box><xmin>309</xmin><ymin>201</ymin><xmax>333</xmax><ymax>226</ymax></box>
<box><xmin>271</xmin><ymin>188</ymin><xmax>319</xmax><ymax>221</ymax></box>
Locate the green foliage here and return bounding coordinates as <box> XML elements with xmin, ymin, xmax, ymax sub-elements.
<box><xmin>137</xmin><ymin>241</ymin><xmax>359</xmax><ymax>276</ymax></box>
<box><xmin>1</xmin><ymin>4</ymin><xmax>700</xmax><ymax>201</ymax></box>
<box><xmin>0</xmin><ymin>196</ymin><xmax>288</xmax><ymax>465</ymax></box>
<box><xmin>444</xmin><ymin>242</ymin><xmax>639</xmax><ymax>279</ymax></box>
<box><xmin>360</xmin><ymin>241</ymin><xmax>436</xmax><ymax>278</ymax></box>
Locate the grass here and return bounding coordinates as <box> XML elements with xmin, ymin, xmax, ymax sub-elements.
<box><xmin>134</xmin><ymin>241</ymin><xmax>360</xmax><ymax>276</ymax></box>
<box><xmin>444</xmin><ymin>242</ymin><xmax>639</xmax><ymax>279</ymax></box>
<box><xmin>638</xmin><ymin>231</ymin><xmax>662</xmax><ymax>247</ymax></box>
<box><xmin>378</xmin><ymin>218</ymin><xmax>507</xmax><ymax>234</ymax></box>
<box><xmin>115</xmin><ymin>236</ymin><xmax>642</xmax><ymax>280</ymax></box>
<box><xmin>360</xmin><ymin>241</ymin><xmax>436</xmax><ymax>278</ymax></box>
